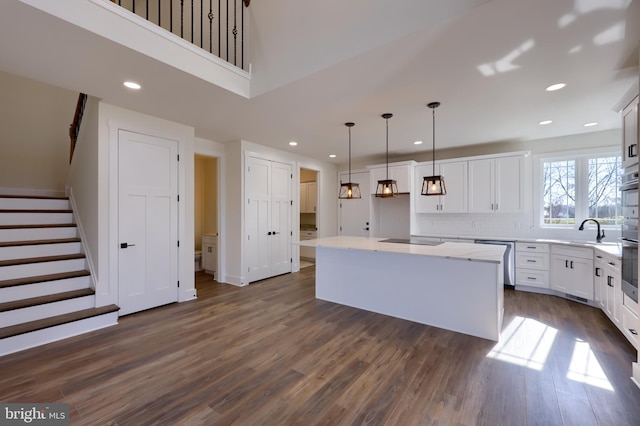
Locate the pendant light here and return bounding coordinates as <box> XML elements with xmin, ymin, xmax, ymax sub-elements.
<box><xmin>421</xmin><ymin>102</ymin><xmax>447</xmax><ymax>196</ymax></box>
<box><xmin>375</xmin><ymin>113</ymin><xmax>399</xmax><ymax>198</ymax></box>
<box><xmin>339</xmin><ymin>122</ymin><xmax>361</xmax><ymax>199</ymax></box>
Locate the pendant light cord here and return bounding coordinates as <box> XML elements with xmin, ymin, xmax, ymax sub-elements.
<box><xmin>348</xmin><ymin>125</ymin><xmax>352</xmax><ymax>182</ymax></box>
<box><xmin>386</xmin><ymin>117</ymin><xmax>389</xmax><ymax>179</ymax></box>
<box><xmin>432</xmin><ymin>107</ymin><xmax>436</xmax><ymax>176</ymax></box>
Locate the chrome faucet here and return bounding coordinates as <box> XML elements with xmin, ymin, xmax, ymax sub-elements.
<box><xmin>578</xmin><ymin>218</ymin><xmax>605</xmax><ymax>243</ymax></box>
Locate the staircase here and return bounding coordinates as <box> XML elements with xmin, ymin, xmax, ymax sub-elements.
<box><xmin>0</xmin><ymin>194</ymin><xmax>119</xmax><ymax>356</ymax></box>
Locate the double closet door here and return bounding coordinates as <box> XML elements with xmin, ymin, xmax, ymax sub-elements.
<box><xmin>245</xmin><ymin>155</ymin><xmax>293</xmax><ymax>282</ymax></box>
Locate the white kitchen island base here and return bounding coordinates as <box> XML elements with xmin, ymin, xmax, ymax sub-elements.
<box><xmin>313</xmin><ymin>239</ymin><xmax>504</xmax><ymax>341</ymax></box>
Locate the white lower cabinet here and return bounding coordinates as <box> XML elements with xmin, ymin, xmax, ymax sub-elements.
<box><xmin>515</xmin><ymin>242</ymin><xmax>549</xmax><ymax>289</ymax></box>
<box><xmin>594</xmin><ymin>252</ymin><xmax>621</xmax><ymax>327</ymax></box>
<box><xmin>300</xmin><ymin>230</ymin><xmax>317</xmax><ymax>260</ymax></box>
<box><xmin>550</xmin><ymin>245</ymin><xmax>594</xmax><ymax>300</ymax></box>
<box><xmin>201</xmin><ymin>234</ymin><xmax>217</xmax><ymax>277</ymax></box>
<box><xmin>622</xmin><ymin>294</ymin><xmax>639</xmax><ymax>349</ymax></box>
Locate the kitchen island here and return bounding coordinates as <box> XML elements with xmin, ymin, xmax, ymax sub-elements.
<box><xmin>299</xmin><ymin>236</ymin><xmax>506</xmax><ymax>341</ymax></box>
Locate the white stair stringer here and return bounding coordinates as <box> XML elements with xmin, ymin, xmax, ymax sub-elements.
<box><xmin>1</xmin><ymin>294</ymin><xmax>95</xmax><ymax>328</ymax></box>
<box><xmin>0</xmin><ymin>310</ymin><xmax>119</xmax><ymax>357</ymax></box>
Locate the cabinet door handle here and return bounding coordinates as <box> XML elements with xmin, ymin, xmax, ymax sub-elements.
<box><xmin>607</xmin><ymin>276</ymin><xmax>614</xmax><ymax>287</ymax></box>
<box><xmin>526</xmin><ymin>259</ymin><xmax>536</xmax><ymax>263</ymax></box>
<box><xmin>267</xmin><ymin>231</ymin><xmax>272</xmax><ymax>235</ymax></box>
<box><xmin>527</xmin><ymin>277</ymin><xmax>537</xmax><ymax>280</ymax></box>
<box><xmin>608</xmin><ymin>262</ymin><xmax>616</xmax><ymax>266</ymax></box>
<box><xmin>526</xmin><ymin>246</ymin><xmax>536</xmax><ymax>249</ymax></box>
<box><xmin>570</xmin><ymin>261</ymin><xmax>574</xmax><ymax>269</ymax></box>
<box><xmin>630</xmin><ymin>144</ymin><xmax>637</xmax><ymax>158</ymax></box>
<box><xmin>208</xmin><ymin>247</ymin><xmax>212</xmax><ymax>253</ymax></box>
<box><xmin>630</xmin><ymin>329</ymin><xmax>638</xmax><ymax>336</ymax></box>
<box><xmin>565</xmin><ymin>260</ymin><xmax>569</xmax><ymax>268</ymax></box>
<box><xmin>596</xmin><ymin>255</ymin><xmax>603</xmax><ymax>259</ymax></box>
<box><xmin>595</xmin><ymin>267</ymin><xmax>601</xmax><ymax>277</ymax></box>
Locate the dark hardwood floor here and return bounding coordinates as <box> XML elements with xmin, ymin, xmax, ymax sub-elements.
<box><xmin>2</xmin><ymin>267</ymin><xmax>640</xmax><ymax>425</ymax></box>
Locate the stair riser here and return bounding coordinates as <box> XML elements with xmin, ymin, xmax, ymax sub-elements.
<box><xmin>0</xmin><ymin>312</ymin><xmax>118</xmax><ymax>357</ymax></box>
<box><xmin>0</xmin><ymin>295</ymin><xmax>95</xmax><ymax>328</ymax></box>
<box><xmin>0</xmin><ymin>199</ymin><xmax>69</xmax><ymax>210</ymax></box>
<box><xmin>0</xmin><ymin>242</ymin><xmax>82</xmax><ymax>261</ymax></box>
<box><xmin>1</xmin><ymin>276</ymin><xmax>91</xmax><ymax>302</ymax></box>
<box><xmin>1</xmin><ymin>259</ymin><xmax>86</xmax><ymax>281</ymax></box>
<box><xmin>0</xmin><ymin>212</ymin><xmax>73</xmax><ymax>226</ymax></box>
<box><xmin>0</xmin><ymin>227</ymin><xmax>77</xmax><ymax>243</ymax></box>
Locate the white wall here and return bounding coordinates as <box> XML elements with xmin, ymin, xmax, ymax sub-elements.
<box><xmin>410</xmin><ymin>131</ymin><xmax>621</xmax><ymax>242</ymax></box>
<box><xmin>223</xmin><ymin>139</ymin><xmax>339</xmax><ymax>285</ymax></box>
<box><xmin>0</xmin><ymin>70</ymin><xmax>77</xmax><ymax>194</ymax></box>
<box><xmin>92</xmin><ymin>102</ymin><xmax>196</xmax><ymax>307</ymax></box>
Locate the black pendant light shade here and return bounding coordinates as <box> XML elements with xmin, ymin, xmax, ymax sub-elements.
<box><xmin>375</xmin><ymin>113</ymin><xmax>399</xmax><ymax>198</ymax></box>
<box><xmin>421</xmin><ymin>102</ymin><xmax>446</xmax><ymax>196</ymax></box>
<box><xmin>339</xmin><ymin>122</ymin><xmax>361</xmax><ymax>199</ymax></box>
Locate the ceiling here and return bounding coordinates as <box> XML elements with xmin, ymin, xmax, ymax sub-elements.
<box><xmin>0</xmin><ymin>0</ymin><xmax>638</xmax><ymax>165</ymax></box>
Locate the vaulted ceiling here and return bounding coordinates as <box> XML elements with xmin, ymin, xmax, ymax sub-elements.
<box><xmin>1</xmin><ymin>0</ymin><xmax>638</xmax><ymax>164</ymax></box>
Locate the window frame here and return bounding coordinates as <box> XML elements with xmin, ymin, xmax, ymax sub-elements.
<box><xmin>534</xmin><ymin>147</ymin><xmax>622</xmax><ymax>230</ymax></box>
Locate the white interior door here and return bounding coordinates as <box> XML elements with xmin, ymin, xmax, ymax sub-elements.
<box><xmin>270</xmin><ymin>161</ymin><xmax>292</xmax><ymax>276</ymax></box>
<box><xmin>246</xmin><ymin>156</ymin><xmax>272</xmax><ymax>282</ymax></box>
<box><xmin>118</xmin><ymin>130</ymin><xmax>178</xmax><ymax>315</ymax></box>
<box><xmin>339</xmin><ymin>171</ymin><xmax>370</xmax><ymax>237</ymax></box>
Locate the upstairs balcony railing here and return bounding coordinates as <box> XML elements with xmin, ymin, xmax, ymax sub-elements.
<box><xmin>112</xmin><ymin>0</ymin><xmax>250</xmax><ymax>71</ymax></box>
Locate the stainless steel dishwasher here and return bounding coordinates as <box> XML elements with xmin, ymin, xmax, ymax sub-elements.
<box><xmin>474</xmin><ymin>240</ymin><xmax>515</xmax><ymax>289</ymax></box>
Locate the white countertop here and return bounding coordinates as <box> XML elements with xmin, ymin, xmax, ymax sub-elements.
<box><xmin>411</xmin><ymin>234</ymin><xmax>622</xmax><ymax>258</ymax></box>
<box><xmin>298</xmin><ymin>236</ymin><xmax>505</xmax><ymax>264</ymax></box>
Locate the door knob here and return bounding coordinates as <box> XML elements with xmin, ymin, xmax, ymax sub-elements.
<box><xmin>120</xmin><ymin>242</ymin><xmax>136</xmax><ymax>249</ymax></box>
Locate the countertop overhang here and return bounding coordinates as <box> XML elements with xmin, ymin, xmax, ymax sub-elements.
<box><xmin>298</xmin><ymin>236</ymin><xmax>505</xmax><ymax>264</ymax></box>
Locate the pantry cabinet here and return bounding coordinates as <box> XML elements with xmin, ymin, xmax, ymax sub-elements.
<box><xmin>468</xmin><ymin>156</ymin><xmax>524</xmax><ymax>213</ymax></box>
<box><xmin>622</xmin><ymin>96</ymin><xmax>638</xmax><ymax>169</ymax></box>
<box><xmin>550</xmin><ymin>245</ymin><xmax>593</xmax><ymax>300</ymax></box>
<box><xmin>414</xmin><ymin>161</ymin><xmax>467</xmax><ymax>213</ymax></box>
<box><xmin>300</xmin><ymin>182</ymin><xmax>317</xmax><ymax>213</ymax></box>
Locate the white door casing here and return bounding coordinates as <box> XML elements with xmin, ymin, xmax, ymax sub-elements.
<box><xmin>118</xmin><ymin>130</ymin><xmax>179</xmax><ymax>315</ymax></box>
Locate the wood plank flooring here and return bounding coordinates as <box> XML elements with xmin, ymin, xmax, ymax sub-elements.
<box><xmin>1</xmin><ymin>267</ymin><xmax>640</xmax><ymax>425</ymax></box>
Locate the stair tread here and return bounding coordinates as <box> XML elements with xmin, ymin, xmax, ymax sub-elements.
<box><xmin>0</xmin><ymin>223</ymin><xmax>77</xmax><ymax>230</ymax></box>
<box><xmin>0</xmin><ymin>304</ymin><xmax>120</xmax><ymax>339</ymax></box>
<box><xmin>0</xmin><ymin>253</ymin><xmax>85</xmax><ymax>267</ymax></box>
<box><xmin>0</xmin><ymin>209</ymin><xmax>73</xmax><ymax>213</ymax></box>
<box><xmin>0</xmin><ymin>238</ymin><xmax>81</xmax><ymax>248</ymax></box>
<box><xmin>0</xmin><ymin>288</ymin><xmax>94</xmax><ymax>313</ymax></box>
<box><xmin>0</xmin><ymin>270</ymin><xmax>90</xmax><ymax>289</ymax></box>
<box><xmin>0</xmin><ymin>195</ymin><xmax>68</xmax><ymax>200</ymax></box>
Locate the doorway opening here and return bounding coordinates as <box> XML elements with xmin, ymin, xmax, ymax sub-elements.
<box><xmin>194</xmin><ymin>155</ymin><xmax>218</xmax><ymax>281</ymax></box>
<box><xmin>300</xmin><ymin>168</ymin><xmax>318</xmax><ymax>268</ymax></box>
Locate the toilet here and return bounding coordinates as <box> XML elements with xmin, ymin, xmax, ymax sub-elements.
<box><xmin>194</xmin><ymin>250</ymin><xmax>202</xmax><ymax>272</ymax></box>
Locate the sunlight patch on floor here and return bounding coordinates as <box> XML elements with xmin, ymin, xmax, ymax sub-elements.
<box><xmin>487</xmin><ymin>316</ymin><xmax>558</xmax><ymax>370</ymax></box>
<box><xmin>567</xmin><ymin>339</ymin><xmax>614</xmax><ymax>391</ymax></box>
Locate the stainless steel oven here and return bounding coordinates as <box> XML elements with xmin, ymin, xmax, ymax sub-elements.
<box><xmin>621</xmin><ymin>166</ymin><xmax>638</xmax><ymax>302</ymax></box>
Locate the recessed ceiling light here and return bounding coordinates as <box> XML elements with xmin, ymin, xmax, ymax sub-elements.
<box><xmin>414</xmin><ymin>140</ymin><xmax>423</xmax><ymax>145</ymax></box>
<box><xmin>329</xmin><ymin>154</ymin><xmax>337</xmax><ymax>158</ymax></box>
<box><xmin>545</xmin><ymin>83</ymin><xmax>566</xmax><ymax>92</ymax></box>
<box><xmin>584</xmin><ymin>122</ymin><xmax>598</xmax><ymax>127</ymax></box>
<box><xmin>289</xmin><ymin>141</ymin><xmax>298</xmax><ymax>146</ymax></box>
<box><xmin>123</xmin><ymin>81</ymin><xmax>141</xmax><ymax>90</ymax></box>
<box><xmin>539</xmin><ymin>120</ymin><xmax>553</xmax><ymax>125</ymax></box>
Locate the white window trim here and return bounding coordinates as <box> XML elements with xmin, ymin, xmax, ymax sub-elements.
<box><xmin>533</xmin><ymin>146</ymin><xmax>621</xmax><ymax>230</ymax></box>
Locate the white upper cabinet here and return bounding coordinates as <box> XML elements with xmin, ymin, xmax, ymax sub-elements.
<box><xmin>415</xmin><ymin>161</ymin><xmax>467</xmax><ymax>213</ymax></box>
<box><xmin>622</xmin><ymin>96</ymin><xmax>638</xmax><ymax>169</ymax></box>
<box><xmin>368</xmin><ymin>162</ymin><xmax>414</xmax><ymax>194</ymax></box>
<box><xmin>468</xmin><ymin>156</ymin><xmax>524</xmax><ymax>213</ymax></box>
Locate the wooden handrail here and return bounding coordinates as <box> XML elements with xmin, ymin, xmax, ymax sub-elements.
<box><xmin>69</xmin><ymin>93</ymin><xmax>88</xmax><ymax>164</ymax></box>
